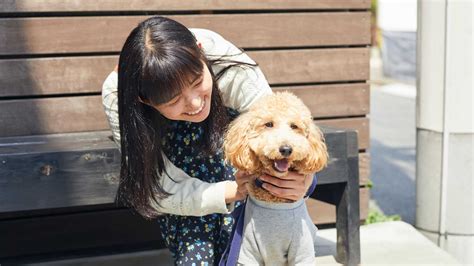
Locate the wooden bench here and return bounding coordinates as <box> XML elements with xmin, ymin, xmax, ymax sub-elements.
<box><xmin>0</xmin><ymin>126</ymin><xmax>360</xmax><ymax>264</ymax></box>
<box><xmin>0</xmin><ymin>1</ymin><xmax>370</xmax><ymax>265</ymax></box>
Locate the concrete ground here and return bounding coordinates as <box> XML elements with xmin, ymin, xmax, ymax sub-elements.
<box><xmin>29</xmin><ymin>221</ymin><xmax>460</xmax><ymax>265</ymax></box>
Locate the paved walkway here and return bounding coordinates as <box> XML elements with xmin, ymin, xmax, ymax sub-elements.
<box><xmin>369</xmin><ymin>47</ymin><xmax>417</xmax><ymax>225</ymax></box>
<box><xmin>370</xmin><ymin>84</ymin><xmax>417</xmax><ymax>224</ymax></box>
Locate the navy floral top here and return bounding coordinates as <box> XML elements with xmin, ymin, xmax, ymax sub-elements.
<box><xmin>158</xmin><ymin>109</ymin><xmax>239</xmax><ymax>265</ymax></box>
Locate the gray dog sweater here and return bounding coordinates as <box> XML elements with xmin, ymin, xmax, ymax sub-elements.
<box><xmin>237</xmin><ymin>196</ymin><xmax>318</xmax><ymax>265</ymax></box>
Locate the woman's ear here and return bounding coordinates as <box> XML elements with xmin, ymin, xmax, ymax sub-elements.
<box><xmin>197</xmin><ymin>41</ymin><xmax>202</xmax><ymax>49</ymax></box>
<box><xmin>223</xmin><ymin>113</ymin><xmax>259</xmax><ymax>172</ymax></box>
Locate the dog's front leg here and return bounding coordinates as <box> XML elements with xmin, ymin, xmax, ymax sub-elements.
<box><xmin>287</xmin><ymin>218</ymin><xmax>318</xmax><ymax>265</ymax></box>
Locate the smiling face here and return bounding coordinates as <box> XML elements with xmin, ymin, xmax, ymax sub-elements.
<box><xmin>247</xmin><ymin>104</ymin><xmax>318</xmax><ymax>177</ymax></box>
<box><xmin>248</xmin><ymin>111</ymin><xmax>311</xmax><ymax>177</ymax></box>
<box><xmin>142</xmin><ymin>62</ymin><xmax>213</xmax><ymax>123</ymax></box>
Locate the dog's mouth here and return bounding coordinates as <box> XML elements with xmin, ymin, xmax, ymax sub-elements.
<box><xmin>272</xmin><ymin>159</ymin><xmax>290</xmax><ymax>173</ymax></box>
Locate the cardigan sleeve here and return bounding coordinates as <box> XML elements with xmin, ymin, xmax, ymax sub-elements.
<box><xmin>101</xmin><ymin>71</ymin><xmax>232</xmax><ymax>216</ymax></box>
<box><xmin>192</xmin><ymin>28</ymin><xmax>273</xmax><ymax>112</ymax></box>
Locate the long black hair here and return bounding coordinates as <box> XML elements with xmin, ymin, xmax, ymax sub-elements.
<box><xmin>116</xmin><ymin>16</ymin><xmax>256</xmax><ymax>219</ymax></box>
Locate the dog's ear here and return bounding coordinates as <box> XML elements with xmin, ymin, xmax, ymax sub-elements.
<box><xmin>223</xmin><ymin>112</ymin><xmax>259</xmax><ymax>172</ymax></box>
<box><xmin>302</xmin><ymin>121</ymin><xmax>329</xmax><ymax>173</ymax></box>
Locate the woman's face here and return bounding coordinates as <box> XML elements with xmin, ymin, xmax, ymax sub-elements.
<box><xmin>151</xmin><ymin>63</ymin><xmax>213</xmax><ymax>123</ymax></box>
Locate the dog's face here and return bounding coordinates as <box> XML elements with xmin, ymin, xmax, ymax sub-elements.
<box><xmin>224</xmin><ymin>92</ymin><xmax>328</xmax><ymax>177</ymax></box>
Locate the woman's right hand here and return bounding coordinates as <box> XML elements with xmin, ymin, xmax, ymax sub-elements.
<box><xmin>235</xmin><ymin>170</ymin><xmax>254</xmax><ymax>199</ymax></box>
<box><xmin>224</xmin><ymin>171</ymin><xmax>252</xmax><ymax>203</ymax></box>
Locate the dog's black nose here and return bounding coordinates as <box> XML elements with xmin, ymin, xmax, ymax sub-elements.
<box><xmin>279</xmin><ymin>145</ymin><xmax>293</xmax><ymax>157</ymax></box>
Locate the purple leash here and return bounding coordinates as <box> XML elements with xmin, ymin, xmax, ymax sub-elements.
<box><xmin>219</xmin><ymin>173</ymin><xmax>319</xmax><ymax>266</ymax></box>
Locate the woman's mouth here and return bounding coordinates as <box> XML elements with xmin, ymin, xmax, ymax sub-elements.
<box><xmin>185</xmin><ymin>99</ymin><xmax>205</xmax><ymax>116</ymax></box>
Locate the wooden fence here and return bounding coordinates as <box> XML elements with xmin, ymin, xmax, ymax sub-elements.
<box><xmin>0</xmin><ymin>0</ymin><xmax>371</xmax><ymax>250</ymax></box>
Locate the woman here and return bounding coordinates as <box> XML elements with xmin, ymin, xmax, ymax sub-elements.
<box><xmin>101</xmin><ymin>16</ymin><xmax>313</xmax><ymax>265</ymax></box>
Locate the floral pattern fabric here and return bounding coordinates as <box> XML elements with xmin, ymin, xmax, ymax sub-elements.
<box><xmin>158</xmin><ymin>109</ymin><xmax>239</xmax><ymax>266</ymax></box>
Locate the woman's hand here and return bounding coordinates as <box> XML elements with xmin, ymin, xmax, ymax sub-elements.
<box><xmin>259</xmin><ymin>172</ymin><xmax>314</xmax><ymax>201</ymax></box>
<box><xmin>224</xmin><ymin>170</ymin><xmax>254</xmax><ymax>203</ymax></box>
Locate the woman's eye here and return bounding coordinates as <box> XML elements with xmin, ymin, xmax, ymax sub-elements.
<box><xmin>264</xmin><ymin>122</ymin><xmax>273</xmax><ymax>128</ymax></box>
<box><xmin>167</xmin><ymin>97</ymin><xmax>180</xmax><ymax>106</ymax></box>
<box><xmin>291</xmin><ymin>123</ymin><xmax>299</xmax><ymax>130</ymax></box>
<box><xmin>191</xmin><ymin>77</ymin><xmax>203</xmax><ymax>88</ymax></box>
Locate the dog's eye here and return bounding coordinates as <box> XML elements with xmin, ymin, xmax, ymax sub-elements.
<box><xmin>264</xmin><ymin>122</ymin><xmax>273</xmax><ymax>128</ymax></box>
<box><xmin>290</xmin><ymin>123</ymin><xmax>299</xmax><ymax>130</ymax></box>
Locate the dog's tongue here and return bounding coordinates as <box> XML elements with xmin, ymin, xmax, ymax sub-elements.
<box><xmin>274</xmin><ymin>159</ymin><xmax>290</xmax><ymax>172</ymax></box>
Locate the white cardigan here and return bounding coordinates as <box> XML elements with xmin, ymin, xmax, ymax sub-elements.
<box><xmin>101</xmin><ymin>29</ymin><xmax>272</xmax><ymax>216</ymax></box>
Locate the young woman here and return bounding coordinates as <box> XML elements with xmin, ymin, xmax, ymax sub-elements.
<box><xmin>101</xmin><ymin>16</ymin><xmax>313</xmax><ymax>265</ymax></box>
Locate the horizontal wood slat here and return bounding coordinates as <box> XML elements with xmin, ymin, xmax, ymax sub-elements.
<box><xmin>0</xmin><ymin>13</ymin><xmax>370</xmax><ymax>55</ymax></box>
<box><xmin>316</xmin><ymin>117</ymin><xmax>369</xmax><ymax>150</ymax></box>
<box><xmin>252</xmin><ymin>48</ymin><xmax>370</xmax><ymax>84</ymax></box>
<box><xmin>0</xmin><ymin>96</ymin><xmax>107</xmax><ymax>137</ymax></box>
<box><xmin>0</xmin><ymin>95</ymin><xmax>370</xmax><ymax>149</ymax></box>
<box><xmin>307</xmin><ymin>187</ymin><xmax>369</xmax><ymax>225</ymax></box>
<box><xmin>0</xmin><ymin>56</ymin><xmax>115</xmax><ymax>96</ymax></box>
<box><xmin>275</xmin><ymin>83</ymin><xmax>369</xmax><ymax>118</ymax></box>
<box><xmin>0</xmin><ymin>48</ymin><xmax>369</xmax><ymax>97</ymax></box>
<box><xmin>1</xmin><ymin>0</ymin><xmax>371</xmax><ymax>13</ymax></box>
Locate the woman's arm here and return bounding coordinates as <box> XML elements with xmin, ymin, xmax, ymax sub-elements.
<box><xmin>101</xmin><ymin>71</ymin><xmax>240</xmax><ymax>216</ymax></box>
<box><xmin>192</xmin><ymin>28</ymin><xmax>273</xmax><ymax>113</ymax></box>
<box><xmin>194</xmin><ymin>30</ymin><xmax>312</xmax><ymax>200</ymax></box>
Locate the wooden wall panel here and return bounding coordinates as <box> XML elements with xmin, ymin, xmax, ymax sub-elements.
<box><xmin>0</xmin><ymin>2</ymin><xmax>372</xmax><ymax>260</ymax></box>
<box><xmin>275</xmin><ymin>84</ymin><xmax>370</xmax><ymax>118</ymax></box>
<box><xmin>0</xmin><ymin>0</ymin><xmax>371</xmax><ymax>13</ymax></box>
<box><xmin>0</xmin><ymin>13</ymin><xmax>370</xmax><ymax>55</ymax></box>
<box><xmin>307</xmin><ymin>187</ymin><xmax>370</xmax><ymax>225</ymax></box>
<box><xmin>0</xmin><ymin>49</ymin><xmax>369</xmax><ymax>97</ymax></box>
<box><xmin>0</xmin><ymin>95</ymin><xmax>370</xmax><ymax>148</ymax></box>
<box><xmin>317</xmin><ymin>117</ymin><xmax>370</xmax><ymax>150</ymax></box>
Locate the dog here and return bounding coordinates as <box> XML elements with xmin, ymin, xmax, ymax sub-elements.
<box><xmin>223</xmin><ymin>91</ymin><xmax>328</xmax><ymax>265</ymax></box>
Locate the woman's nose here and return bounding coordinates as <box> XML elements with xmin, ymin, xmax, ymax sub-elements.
<box><xmin>189</xmin><ymin>96</ymin><xmax>202</xmax><ymax>108</ymax></box>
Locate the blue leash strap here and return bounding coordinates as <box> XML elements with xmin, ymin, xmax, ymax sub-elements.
<box><xmin>219</xmin><ymin>173</ymin><xmax>318</xmax><ymax>265</ymax></box>
<box><xmin>219</xmin><ymin>197</ymin><xmax>247</xmax><ymax>266</ymax></box>
<box><xmin>305</xmin><ymin>173</ymin><xmax>319</xmax><ymax>198</ymax></box>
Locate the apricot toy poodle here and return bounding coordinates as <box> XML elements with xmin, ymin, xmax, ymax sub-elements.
<box><xmin>223</xmin><ymin>91</ymin><xmax>328</xmax><ymax>265</ymax></box>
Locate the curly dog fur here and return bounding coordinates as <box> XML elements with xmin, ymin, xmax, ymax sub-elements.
<box><xmin>224</xmin><ymin>92</ymin><xmax>328</xmax><ymax>203</ymax></box>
